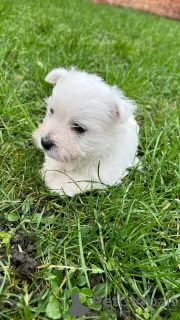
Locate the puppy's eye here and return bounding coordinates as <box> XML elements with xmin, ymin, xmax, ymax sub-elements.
<box><xmin>50</xmin><ymin>108</ymin><xmax>54</xmax><ymax>115</ymax></box>
<box><xmin>72</xmin><ymin>123</ymin><xmax>87</xmax><ymax>134</ymax></box>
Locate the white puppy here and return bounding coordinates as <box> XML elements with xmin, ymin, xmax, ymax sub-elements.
<box><xmin>33</xmin><ymin>67</ymin><xmax>139</xmax><ymax>197</ymax></box>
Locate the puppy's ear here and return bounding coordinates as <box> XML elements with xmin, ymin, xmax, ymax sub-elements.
<box><xmin>112</xmin><ymin>86</ymin><xmax>136</xmax><ymax>123</ymax></box>
<box><xmin>45</xmin><ymin>68</ymin><xmax>68</xmax><ymax>84</ymax></box>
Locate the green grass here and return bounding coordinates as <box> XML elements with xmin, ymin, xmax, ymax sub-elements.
<box><xmin>0</xmin><ymin>0</ymin><xmax>180</xmax><ymax>319</ymax></box>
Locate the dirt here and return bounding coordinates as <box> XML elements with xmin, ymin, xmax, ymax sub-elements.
<box><xmin>0</xmin><ymin>226</ymin><xmax>40</xmax><ymax>309</ymax></box>
<box><xmin>10</xmin><ymin>230</ymin><xmax>39</xmax><ymax>277</ymax></box>
<box><xmin>0</xmin><ymin>229</ymin><xmax>39</xmax><ymax>277</ymax></box>
<box><xmin>11</xmin><ymin>251</ymin><xmax>39</xmax><ymax>277</ymax></box>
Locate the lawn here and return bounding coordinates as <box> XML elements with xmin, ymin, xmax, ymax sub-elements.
<box><xmin>0</xmin><ymin>0</ymin><xmax>180</xmax><ymax>319</ymax></box>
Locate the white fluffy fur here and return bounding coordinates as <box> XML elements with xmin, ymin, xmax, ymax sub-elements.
<box><xmin>33</xmin><ymin>67</ymin><xmax>139</xmax><ymax>196</ymax></box>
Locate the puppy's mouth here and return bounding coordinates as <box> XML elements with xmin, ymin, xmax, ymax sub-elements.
<box><xmin>42</xmin><ymin>143</ymin><xmax>59</xmax><ymax>160</ymax></box>
<box><xmin>43</xmin><ymin>146</ymin><xmax>75</xmax><ymax>163</ymax></box>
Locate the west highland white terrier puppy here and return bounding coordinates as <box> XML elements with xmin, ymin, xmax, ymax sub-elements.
<box><xmin>33</xmin><ymin>67</ymin><xmax>139</xmax><ymax>197</ymax></box>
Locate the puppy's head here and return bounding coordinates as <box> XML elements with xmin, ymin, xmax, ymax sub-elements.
<box><xmin>33</xmin><ymin>67</ymin><xmax>136</xmax><ymax>162</ymax></box>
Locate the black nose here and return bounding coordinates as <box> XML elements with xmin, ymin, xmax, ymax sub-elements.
<box><xmin>41</xmin><ymin>137</ymin><xmax>54</xmax><ymax>150</ymax></box>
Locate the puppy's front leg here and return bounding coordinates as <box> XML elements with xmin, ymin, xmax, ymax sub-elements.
<box><xmin>42</xmin><ymin>168</ymin><xmax>97</xmax><ymax>197</ymax></box>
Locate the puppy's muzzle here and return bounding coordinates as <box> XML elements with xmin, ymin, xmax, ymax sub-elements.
<box><xmin>41</xmin><ymin>137</ymin><xmax>54</xmax><ymax>150</ymax></box>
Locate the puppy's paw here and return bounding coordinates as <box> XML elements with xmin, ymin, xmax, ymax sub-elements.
<box><xmin>51</xmin><ymin>182</ymin><xmax>81</xmax><ymax>197</ymax></box>
<box><xmin>42</xmin><ymin>169</ymin><xmax>87</xmax><ymax>197</ymax></box>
